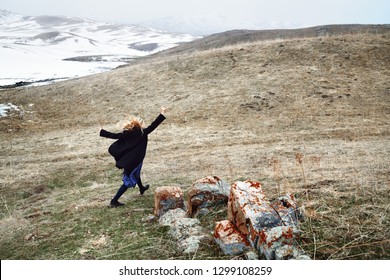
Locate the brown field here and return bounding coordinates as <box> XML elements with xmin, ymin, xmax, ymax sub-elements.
<box><xmin>0</xmin><ymin>30</ymin><xmax>389</xmax><ymax>259</ymax></box>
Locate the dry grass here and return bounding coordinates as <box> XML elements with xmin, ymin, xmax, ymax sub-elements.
<box><xmin>0</xmin><ymin>33</ymin><xmax>389</xmax><ymax>259</ymax></box>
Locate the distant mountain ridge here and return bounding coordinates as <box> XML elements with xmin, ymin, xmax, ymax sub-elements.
<box><xmin>0</xmin><ymin>9</ymin><xmax>24</xmax><ymax>22</ymax></box>
<box><xmin>140</xmin><ymin>13</ymin><xmax>301</xmax><ymax>36</ymax></box>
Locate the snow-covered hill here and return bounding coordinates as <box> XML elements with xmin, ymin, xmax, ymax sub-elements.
<box><xmin>0</xmin><ymin>10</ymin><xmax>199</xmax><ymax>87</ymax></box>
<box><xmin>141</xmin><ymin>13</ymin><xmax>301</xmax><ymax>36</ymax></box>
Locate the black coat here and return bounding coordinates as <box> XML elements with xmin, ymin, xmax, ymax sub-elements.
<box><xmin>100</xmin><ymin>114</ymin><xmax>166</xmax><ymax>173</ymax></box>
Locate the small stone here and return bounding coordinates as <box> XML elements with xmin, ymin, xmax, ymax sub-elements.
<box><xmin>142</xmin><ymin>214</ymin><xmax>157</xmax><ymax>223</ymax></box>
<box><xmin>275</xmin><ymin>244</ymin><xmax>311</xmax><ymax>260</ymax></box>
<box><xmin>78</xmin><ymin>248</ymin><xmax>89</xmax><ymax>255</ymax></box>
<box><xmin>24</xmin><ymin>233</ymin><xmax>34</xmax><ymax>241</ymax></box>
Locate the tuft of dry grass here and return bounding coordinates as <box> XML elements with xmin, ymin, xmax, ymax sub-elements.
<box><xmin>0</xmin><ymin>33</ymin><xmax>389</xmax><ymax>259</ymax></box>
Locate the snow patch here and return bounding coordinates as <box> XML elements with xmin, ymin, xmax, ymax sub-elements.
<box><xmin>0</xmin><ymin>103</ymin><xmax>20</xmax><ymax>117</ymax></box>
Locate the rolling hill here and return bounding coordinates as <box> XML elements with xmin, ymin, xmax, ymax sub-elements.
<box><xmin>0</xmin><ymin>25</ymin><xmax>389</xmax><ymax>260</ymax></box>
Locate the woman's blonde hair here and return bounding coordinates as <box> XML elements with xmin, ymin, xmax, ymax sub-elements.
<box><xmin>123</xmin><ymin>117</ymin><xmax>144</xmax><ymax>131</ymax></box>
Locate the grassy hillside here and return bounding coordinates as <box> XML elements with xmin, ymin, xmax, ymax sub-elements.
<box><xmin>0</xmin><ymin>30</ymin><xmax>389</xmax><ymax>259</ymax></box>
<box><xmin>153</xmin><ymin>24</ymin><xmax>390</xmax><ymax>57</ymax></box>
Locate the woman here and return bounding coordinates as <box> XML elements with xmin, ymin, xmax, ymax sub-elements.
<box><xmin>100</xmin><ymin>106</ymin><xmax>166</xmax><ymax>207</ymax></box>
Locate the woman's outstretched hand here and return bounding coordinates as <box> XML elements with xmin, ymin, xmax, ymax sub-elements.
<box><xmin>160</xmin><ymin>106</ymin><xmax>167</xmax><ymax>115</ymax></box>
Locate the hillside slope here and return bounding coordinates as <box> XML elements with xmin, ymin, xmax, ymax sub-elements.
<box><xmin>0</xmin><ymin>30</ymin><xmax>389</xmax><ymax>259</ymax></box>
<box><xmin>150</xmin><ymin>24</ymin><xmax>390</xmax><ymax>57</ymax></box>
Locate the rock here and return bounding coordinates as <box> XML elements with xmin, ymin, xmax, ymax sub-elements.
<box><xmin>142</xmin><ymin>214</ymin><xmax>157</xmax><ymax>223</ymax></box>
<box><xmin>271</xmin><ymin>193</ymin><xmax>303</xmax><ymax>229</ymax></box>
<box><xmin>274</xmin><ymin>244</ymin><xmax>296</xmax><ymax>260</ymax></box>
<box><xmin>153</xmin><ymin>187</ymin><xmax>210</xmax><ymax>255</ymax></box>
<box><xmin>187</xmin><ymin>176</ymin><xmax>230</xmax><ymax>217</ymax></box>
<box><xmin>154</xmin><ymin>186</ymin><xmax>185</xmax><ymax>217</ymax></box>
<box><xmin>245</xmin><ymin>250</ymin><xmax>259</xmax><ymax>260</ymax></box>
<box><xmin>228</xmin><ymin>181</ymin><xmax>281</xmax><ymax>246</ymax></box>
<box><xmin>275</xmin><ymin>244</ymin><xmax>311</xmax><ymax>260</ymax></box>
<box><xmin>24</xmin><ymin>233</ymin><xmax>34</xmax><ymax>241</ymax></box>
<box><xmin>293</xmin><ymin>253</ymin><xmax>312</xmax><ymax>260</ymax></box>
<box><xmin>214</xmin><ymin>220</ymin><xmax>251</xmax><ymax>256</ymax></box>
<box><xmin>257</xmin><ymin>226</ymin><xmax>295</xmax><ymax>260</ymax></box>
<box><xmin>169</xmin><ymin>218</ymin><xmax>203</xmax><ymax>240</ymax></box>
<box><xmin>196</xmin><ymin>208</ymin><xmax>210</xmax><ymax>216</ymax></box>
<box><xmin>168</xmin><ymin>218</ymin><xmax>207</xmax><ymax>254</ymax></box>
<box><xmin>158</xmin><ymin>208</ymin><xmax>187</xmax><ymax>226</ymax></box>
<box><xmin>179</xmin><ymin>235</ymin><xmax>209</xmax><ymax>254</ymax></box>
<box><xmin>158</xmin><ymin>209</ymin><xmax>206</xmax><ymax>254</ymax></box>
<box><xmin>214</xmin><ymin>180</ymin><xmax>309</xmax><ymax>260</ymax></box>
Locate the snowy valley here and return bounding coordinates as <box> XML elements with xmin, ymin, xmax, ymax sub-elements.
<box><xmin>0</xmin><ymin>10</ymin><xmax>198</xmax><ymax>87</ymax></box>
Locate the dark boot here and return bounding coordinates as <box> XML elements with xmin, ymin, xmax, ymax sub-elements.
<box><xmin>137</xmin><ymin>177</ymin><xmax>149</xmax><ymax>195</ymax></box>
<box><xmin>139</xmin><ymin>184</ymin><xmax>150</xmax><ymax>195</ymax></box>
<box><xmin>109</xmin><ymin>199</ymin><xmax>125</xmax><ymax>208</ymax></box>
<box><xmin>109</xmin><ymin>184</ymin><xmax>128</xmax><ymax>208</ymax></box>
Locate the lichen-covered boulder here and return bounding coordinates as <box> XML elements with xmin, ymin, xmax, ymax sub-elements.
<box><xmin>214</xmin><ymin>180</ymin><xmax>309</xmax><ymax>260</ymax></box>
<box><xmin>214</xmin><ymin>220</ymin><xmax>251</xmax><ymax>256</ymax></box>
<box><xmin>168</xmin><ymin>218</ymin><xmax>208</xmax><ymax>254</ymax></box>
<box><xmin>271</xmin><ymin>193</ymin><xmax>303</xmax><ymax>229</ymax></box>
<box><xmin>154</xmin><ymin>186</ymin><xmax>185</xmax><ymax>217</ymax></box>
<box><xmin>257</xmin><ymin>226</ymin><xmax>295</xmax><ymax>260</ymax></box>
<box><xmin>228</xmin><ymin>181</ymin><xmax>281</xmax><ymax>246</ymax></box>
<box><xmin>188</xmin><ymin>176</ymin><xmax>230</xmax><ymax>217</ymax></box>
<box><xmin>158</xmin><ymin>208</ymin><xmax>207</xmax><ymax>254</ymax></box>
<box><xmin>158</xmin><ymin>208</ymin><xmax>187</xmax><ymax>226</ymax></box>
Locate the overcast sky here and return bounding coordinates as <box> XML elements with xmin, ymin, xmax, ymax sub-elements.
<box><xmin>1</xmin><ymin>0</ymin><xmax>389</xmax><ymax>27</ymax></box>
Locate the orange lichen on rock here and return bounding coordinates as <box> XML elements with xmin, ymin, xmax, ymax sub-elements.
<box><xmin>256</xmin><ymin>226</ymin><xmax>295</xmax><ymax>259</ymax></box>
<box><xmin>196</xmin><ymin>175</ymin><xmax>221</xmax><ymax>185</ymax></box>
<box><xmin>228</xmin><ymin>180</ymin><xmax>280</xmax><ymax>239</ymax></box>
<box><xmin>214</xmin><ymin>220</ymin><xmax>251</xmax><ymax>255</ymax></box>
<box><xmin>187</xmin><ymin>176</ymin><xmax>230</xmax><ymax>217</ymax></box>
<box><xmin>154</xmin><ymin>186</ymin><xmax>185</xmax><ymax>217</ymax></box>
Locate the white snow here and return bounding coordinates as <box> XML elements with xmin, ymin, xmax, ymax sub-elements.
<box><xmin>0</xmin><ymin>103</ymin><xmax>20</xmax><ymax>117</ymax></box>
<box><xmin>0</xmin><ymin>10</ymin><xmax>199</xmax><ymax>87</ymax></box>
<box><xmin>142</xmin><ymin>12</ymin><xmax>301</xmax><ymax>36</ymax></box>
